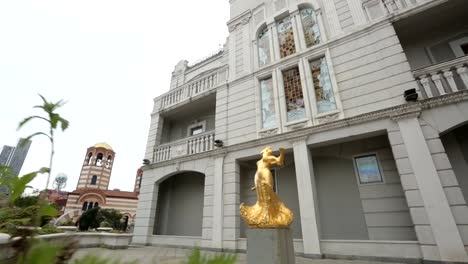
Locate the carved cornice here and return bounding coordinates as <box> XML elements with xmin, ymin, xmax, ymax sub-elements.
<box><xmin>390</xmin><ymin>105</ymin><xmax>422</xmax><ymax>121</ymax></box>
<box><xmin>227</xmin><ymin>11</ymin><xmax>252</xmax><ymax>32</ymax></box>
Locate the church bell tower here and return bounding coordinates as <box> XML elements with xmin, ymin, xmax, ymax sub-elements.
<box><xmin>76</xmin><ymin>143</ymin><xmax>115</xmax><ymax>190</ymax></box>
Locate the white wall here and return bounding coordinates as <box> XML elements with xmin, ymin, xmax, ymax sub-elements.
<box><xmin>154</xmin><ymin>172</ymin><xmax>205</xmax><ymax>236</ymax></box>
<box><xmin>329</xmin><ymin>24</ymin><xmax>415</xmax><ymax>117</ymax></box>
<box><xmin>312</xmin><ymin>135</ymin><xmax>416</xmax><ymax>240</ymax></box>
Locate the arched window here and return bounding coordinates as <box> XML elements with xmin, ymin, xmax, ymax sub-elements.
<box><xmin>95</xmin><ymin>153</ymin><xmax>103</xmax><ymax>166</ymax></box>
<box><xmin>257</xmin><ymin>27</ymin><xmax>271</xmax><ymax>67</ymax></box>
<box><xmin>94</xmin><ymin>202</ymin><xmax>99</xmax><ymax>208</ymax></box>
<box><xmin>106</xmin><ymin>155</ymin><xmax>112</xmax><ymax>168</ymax></box>
<box><xmin>91</xmin><ymin>175</ymin><xmax>97</xmax><ymax>185</ymax></box>
<box><xmin>277</xmin><ymin>16</ymin><xmax>296</xmax><ymax>58</ymax></box>
<box><xmin>82</xmin><ymin>202</ymin><xmax>88</xmax><ymax>211</ymax></box>
<box><xmin>300</xmin><ymin>8</ymin><xmax>321</xmax><ymax>48</ymax></box>
<box><xmin>87</xmin><ymin>202</ymin><xmax>93</xmax><ymax>210</ymax></box>
<box><xmin>87</xmin><ymin>153</ymin><xmax>93</xmax><ymax>165</ymax></box>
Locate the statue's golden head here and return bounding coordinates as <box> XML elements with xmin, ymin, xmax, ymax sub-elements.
<box><xmin>261</xmin><ymin>147</ymin><xmax>273</xmax><ymax>156</ymax></box>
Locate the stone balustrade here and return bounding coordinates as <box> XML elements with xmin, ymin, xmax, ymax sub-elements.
<box><xmin>160</xmin><ymin>71</ymin><xmax>222</xmax><ymax>109</ymax></box>
<box><xmin>413</xmin><ymin>56</ymin><xmax>468</xmax><ymax>99</ymax></box>
<box><xmin>153</xmin><ymin>131</ymin><xmax>215</xmax><ymax>163</ymax></box>
<box><xmin>362</xmin><ymin>0</ymin><xmax>427</xmax><ymax>20</ymax></box>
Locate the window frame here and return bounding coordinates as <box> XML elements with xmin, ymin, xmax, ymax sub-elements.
<box><xmin>187</xmin><ymin>121</ymin><xmax>206</xmax><ymax>137</ymax></box>
<box><xmin>449</xmin><ymin>36</ymin><xmax>468</xmax><ymax>57</ymax></box>
<box><xmin>353</xmin><ymin>152</ymin><xmax>386</xmax><ymax>185</ymax></box>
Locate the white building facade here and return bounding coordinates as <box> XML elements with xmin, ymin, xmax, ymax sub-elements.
<box><xmin>133</xmin><ymin>0</ymin><xmax>468</xmax><ymax>262</ymax></box>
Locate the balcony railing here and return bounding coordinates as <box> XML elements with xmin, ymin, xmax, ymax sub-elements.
<box><xmin>413</xmin><ymin>56</ymin><xmax>468</xmax><ymax>99</ymax></box>
<box><xmin>363</xmin><ymin>0</ymin><xmax>427</xmax><ymax>20</ymax></box>
<box><xmin>160</xmin><ymin>69</ymin><xmax>225</xmax><ymax>110</ymax></box>
<box><xmin>153</xmin><ymin>131</ymin><xmax>215</xmax><ymax>163</ymax></box>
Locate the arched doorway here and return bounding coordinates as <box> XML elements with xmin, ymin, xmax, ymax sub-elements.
<box><xmin>153</xmin><ymin>171</ymin><xmax>205</xmax><ymax>236</ymax></box>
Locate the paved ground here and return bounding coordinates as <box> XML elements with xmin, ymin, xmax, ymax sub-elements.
<box><xmin>71</xmin><ymin>246</ymin><xmax>404</xmax><ymax>264</ymax></box>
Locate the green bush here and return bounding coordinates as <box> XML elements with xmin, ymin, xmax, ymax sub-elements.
<box><xmin>78</xmin><ymin>207</ymin><xmax>100</xmax><ymax>231</ymax></box>
<box><xmin>99</xmin><ymin>221</ymin><xmax>111</xmax><ymax>228</ymax></box>
<box><xmin>61</xmin><ymin>219</ymin><xmax>76</xmax><ymax>226</ymax></box>
<box><xmin>14</xmin><ymin>195</ymin><xmax>39</xmax><ymax>208</ymax></box>
<box><xmin>37</xmin><ymin>224</ymin><xmax>63</xmax><ymax>235</ymax></box>
<box><xmin>96</xmin><ymin>209</ymin><xmax>123</xmax><ymax>230</ymax></box>
<box><xmin>186</xmin><ymin>248</ymin><xmax>237</xmax><ymax>264</ymax></box>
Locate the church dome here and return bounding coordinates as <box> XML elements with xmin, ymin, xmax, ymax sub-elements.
<box><xmin>93</xmin><ymin>142</ymin><xmax>113</xmax><ymax>151</ymax></box>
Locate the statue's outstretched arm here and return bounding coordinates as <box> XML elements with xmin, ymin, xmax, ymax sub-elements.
<box><xmin>272</xmin><ymin>148</ymin><xmax>285</xmax><ymax>166</ymax></box>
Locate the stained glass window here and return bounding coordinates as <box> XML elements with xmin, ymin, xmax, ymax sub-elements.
<box><xmin>310</xmin><ymin>57</ymin><xmax>336</xmax><ymax>113</ymax></box>
<box><xmin>300</xmin><ymin>8</ymin><xmax>320</xmax><ymax>48</ymax></box>
<box><xmin>283</xmin><ymin>67</ymin><xmax>305</xmax><ymax>121</ymax></box>
<box><xmin>258</xmin><ymin>27</ymin><xmax>271</xmax><ymax>67</ymax></box>
<box><xmin>277</xmin><ymin>17</ymin><xmax>296</xmax><ymax>58</ymax></box>
<box><xmin>260</xmin><ymin>77</ymin><xmax>276</xmax><ymax>129</ymax></box>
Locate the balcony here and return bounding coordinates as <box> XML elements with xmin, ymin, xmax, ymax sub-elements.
<box><xmin>413</xmin><ymin>56</ymin><xmax>468</xmax><ymax>99</ymax></box>
<box><xmin>153</xmin><ymin>131</ymin><xmax>215</xmax><ymax>163</ymax></box>
<box><xmin>362</xmin><ymin>0</ymin><xmax>431</xmax><ymax>21</ymax></box>
<box><xmin>159</xmin><ymin>68</ymin><xmax>227</xmax><ymax>111</ymax></box>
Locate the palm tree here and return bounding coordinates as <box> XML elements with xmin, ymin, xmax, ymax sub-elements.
<box><xmin>17</xmin><ymin>94</ymin><xmax>69</xmax><ymax>190</ymax></box>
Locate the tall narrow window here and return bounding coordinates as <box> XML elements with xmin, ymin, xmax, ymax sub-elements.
<box><xmin>87</xmin><ymin>202</ymin><xmax>93</xmax><ymax>210</ymax></box>
<box><xmin>95</xmin><ymin>153</ymin><xmax>103</xmax><ymax>166</ymax></box>
<box><xmin>258</xmin><ymin>27</ymin><xmax>271</xmax><ymax>66</ymax></box>
<box><xmin>82</xmin><ymin>202</ymin><xmax>88</xmax><ymax>211</ymax></box>
<box><xmin>91</xmin><ymin>175</ymin><xmax>97</xmax><ymax>185</ymax></box>
<box><xmin>310</xmin><ymin>57</ymin><xmax>336</xmax><ymax>113</ymax></box>
<box><xmin>283</xmin><ymin>66</ymin><xmax>305</xmax><ymax>121</ymax></box>
<box><xmin>94</xmin><ymin>202</ymin><xmax>99</xmax><ymax>208</ymax></box>
<box><xmin>277</xmin><ymin>16</ymin><xmax>296</xmax><ymax>58</ymax></box>
<box><xmin>260</xmin><ymin>77</ymin><xmax>276</xmax><ymax>129</ymax></box>
<box><xmin>106</xmin><ymin>156</ymin><xmax>112</xmax><ymax>168</ymax></box>
<box><xmin>87</xmin><ymin>153</ymin><xmax>93</xmax><ymax>165</ymax></box>
<box><xmin>300</xmin><ymin>8</ymin><xmax>321</xmax><ymax>48</ymax></box>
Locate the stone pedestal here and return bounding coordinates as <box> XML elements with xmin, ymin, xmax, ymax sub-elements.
<box><xmin>246</xmin><ymin>228</ymin><xmax>295</xmax><ymax>264</ymax></box>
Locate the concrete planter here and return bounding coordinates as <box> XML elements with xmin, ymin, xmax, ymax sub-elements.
<box><xmin>0</xmin><ymin>232</ymin><xmax>133</xmax><ymax>261</ymax></box>
<box><xmin>57</xmin><ymin>226</ymin><xmax>78</xmax><ymax>232</ymax></box>
<box><xmin>39</xmin><ymin>232</ymin><xmax>132</xmax><ymax>249</ymax></box>
<box><xmin>0</xmin><ymin>233</ymin><xmax>13</xmax><ymax>262</ymax></box>
<box><xmin>96</xmin><ymin>227</ymin><xmax>113</xmax><ymax>232</ymax></box>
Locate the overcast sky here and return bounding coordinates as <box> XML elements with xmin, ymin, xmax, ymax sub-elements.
<box><xmin>0</xmin><ymin>1</ymin><xmax>230</xmax><ymax>192</ymax></box>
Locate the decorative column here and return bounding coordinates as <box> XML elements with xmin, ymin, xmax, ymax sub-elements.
<box><xmin>291</xmin><ymin>10</ymin><xmax>302</xmax><ymax>53</ymax></box>
<box><xmin>132</xmin><ymin>175</ymin><xmax>158</xmax><ymax>245</ymax></box>
<box><xmin>211</xmin><ymin>154</ymin><xmax>225</xmax><ymax>249</ymax></box>
<box><xmin>292</xmin><ymin>10</ymin><xmax>305</xmax><ymax>52</ymax></box>
<box><xmin>316</xmin><ymin>9</ymin><xmax>328</xmax><ymax>42</ymax></box>
<box><xmin>346</xmin><ymin>0</ymin><xmax>368</xmax><ymax>26</ymax></box>
<box><xmin>393</xmin><ymin>112</ymin><xmax>468</xmax><ymax>262</ymax></box>
<box><xmin>291</xmin><ymin>138</ymin><xmax>321</xmax><ymax>257</ymax></box>
<box><xmin>419</xmin><ymin>76</ymin><xmax>433</xmax><ymax>98</ymax></box>
<box><xmin>443</xmin><ymin>71</ymin><xmax>459</xmax><ymax>92</ymax></box>
<box><xmin>270</xmin><ymin>22</ymin><xmax>281</xmax><ymax>62</ymax></box>
<box><xmin>431</xmin><ymin>73</ymin><xmax>446</xmax><ymax>96</ymax></box>
<box><xmin>457</xmin><ymin>66</ymin><xmax>468</xmax><ymax>88</ymax></box>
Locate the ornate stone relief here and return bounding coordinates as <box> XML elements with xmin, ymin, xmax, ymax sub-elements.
<box><xmin>259</xmin><ymin>128</ymin><xmax>278</xmax><ymax>138</ymax></box>
<box><xmin>317</xmin><ymin>113</ymin><xmax>340</xmax><ymax>124</ymax></box>
<box><xmin>228</xmin><ymin>11</ymin><xmax>252</xmax><ymax>32</ymax></box>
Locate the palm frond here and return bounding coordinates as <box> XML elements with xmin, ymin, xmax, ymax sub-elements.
<box><xmin>59</xmin><ymin>117</ymin><xmax>70</xmax><ymax>131</ymax></box>
<box><xmin>24</xmin><ymin>132</ymin><xmax>52</xmax><ymax>142</ymax></box>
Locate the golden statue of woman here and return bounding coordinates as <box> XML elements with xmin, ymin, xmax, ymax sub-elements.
<box><xmin>240</xmin><ymin>147</ymin><xmax>294</xmax><ymax>228</ymax></box>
